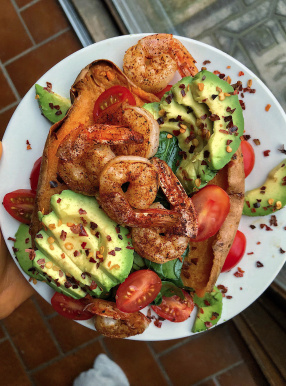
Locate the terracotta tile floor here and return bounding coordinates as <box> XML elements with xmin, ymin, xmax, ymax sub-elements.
<box><xmin>0</xmin><ymin>1</ymin><xmax>270</xmax><ymax>385</ymax></box>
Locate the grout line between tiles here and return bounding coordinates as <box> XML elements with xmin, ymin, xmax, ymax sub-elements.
<box><xmin>27</xmin><ymin>336</ymin><xmax>101</xmax><ymax>375</ymax></box>
<box><xmin>0</xmin><ymin>61</ymin><xmax>21</xmax><ymax>101</ymax></box>
<box><xmin>155</xmin><ymin>334</ymin><xmax>198</xmax><ymax>358</ymax></box>
<box><xmin>147</xmin><ymin>341</ymin><xmax>173</xmax><ymax>386</ymax></box>
<box><xmin>99</xmin><ymin>336</ymin><xmax>114</xmax><ymax>360</ymax></box>
<box><xmin>0</xmin><ymin>321</ymin><xmax>35</xmax><ymax>384</ymax></box>
<box><xmin>31</xmin><ymin>296</ymin><xmax>65</xmax><ymax>356</ymax></box>
<box><xmin>10</xmin><ymin>0</ymin><xmax>36</xmax><ymax>45</ymax></box>
<box><xmin>3</xmin><ymin>27</ymin><xmax>71</xmax><ymax>67</ymax></box>
<box><xmin>192</xmin><ymin>359</ymin><xmax>244</xmax><ymax>386</ymax></box>
<box><xmin>0</xmin><ymin>101</ymin><xmax>19</xmax><ymax>115</ymax></box>
<box><xmin>0</xmin><ymin>336</ymin><xmax>7</xmax><ymax>344</ymax></box>
<box><xmin>17</xmin><ymin>0</ymin><xmax>40</xmax><ymax>12</ymax></box>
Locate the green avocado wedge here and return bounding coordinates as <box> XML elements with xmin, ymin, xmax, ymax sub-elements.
<box><xmin>144</xmin><ymin>71</ymin><xmax>244</xmax><ymax>194</ymax></box>
<box><xmin>243</xmin><ymin>159</ymin><xmax>286</xmax><ymax>216</ymax></box>
<box><xmin>192</xmin><ymin>286</ymin><xmax>223</xmax><ymax>332</ymax></box>
<box><xmin>35</xmin><ymin>84</ymin><xmax>71</xmax><ymax>124</ymax></box>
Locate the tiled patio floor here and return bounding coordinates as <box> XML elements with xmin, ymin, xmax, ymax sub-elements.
<box><xmin>0</xmin><ymin>1</ymin><xmax>279</xmax><ymax>385</ymax></box>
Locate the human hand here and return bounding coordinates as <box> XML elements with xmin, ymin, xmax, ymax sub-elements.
<box><xmin>0</xmin><ymin>229</ymin><xmax>35</xmax><ymax>319</ymax></box>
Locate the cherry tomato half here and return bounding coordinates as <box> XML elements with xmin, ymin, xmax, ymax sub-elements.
<box><xmin>93</xmin><ymin>85</ymin><xmax>136</xmax><ymax>120</ymax></box>
<box><xmin>241</xmin><ymin>140</ymin><xmax>255</xmax><ymax>178</ymax></box>
<box><xmin>155</xmin><ymin>85</ymin><xmax>173</xmax><ymax>100</ymax></box>
<box><xmin>30</xmin><ymin>157</ymin><xmax>42</xmax><ymax>191</ymax></box>
<box><xmin>221</xmin><ymin>230</ymin><xmax>246</xmax><ymax>272</ymax></box>
<box><xmin>152</xmin><ymin>290</ymin><xmax>194</xmax><ymax>323</ymax></box>
<box><xmin>51</xmin><ymin>293</ymin><xmax>93</xmax><ymax>320</ymax></box>
<box><xmin>191</xmin><ymin>185</ymin><xmax>230</xmax><ymax>242</ymax></box>
<box><xmin>3</xmin><ymin>189</ymin><xmax>36</xmax><ymax>224</ymax></box>
<box><xmin>116</xmin><ymin>270</ymin><xmax>161</xmax><ymax>313</ymax></box>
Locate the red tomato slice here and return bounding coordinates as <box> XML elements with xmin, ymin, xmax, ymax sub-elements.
<box><xmin>191</xmin><ymin>185</ymin><xmax>230</xmax><ymax>242</ymax></box>
<box><xmin>151</xmin><ymin>290</ymin><xmax>194</xmax><ymax>323</ymax></box>
<box><xmin>3</xmin><ymin>189</ymin><xmax>36</xmax><ymax>224</ymax></box>
<box><xmin>30</xmin><ymin>157</ymin><xmax>42</xmax><ymax>191</ymax></box>
<box><xmin>51</xmin><ymin>293</ymin><xmax>93</xmax><ymax>320</ymax></box>
<box><xmin>155</xmin><ymin>85</ymin><xmax>173</xmax><ymax>100</ymax></box>
<box><xmin>116</xmin><ymin>270</ymin><xmax>161</xmax><ymax>313</ymax></box>
<box><xmin>221</xmin><ymin>230</ymin><xmax>246</xmax><ymax>272</ymax></box>
<box><xmin>241</xmin><ymin>140</ymin><xmax>255</xmax><ymax>177</ymax></box>
<box><xmin>93</xmin><ymin>85</ymin><xmax>136</xmax><ymax>119</ymax></box>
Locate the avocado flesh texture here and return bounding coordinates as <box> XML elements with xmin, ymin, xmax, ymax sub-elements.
<box><xmin>33</xmin><ymin>250</ymin><xmax>86</xmax><ymax>299</ymax></box>
<box><xmin>243</xmin><ymin>159</ymin><xmax>286</xmax><ymax>216</ymax></box>
<box><xmin>37</xmin><ymin>190</ymin><xmax>133</xmax><ymax>293</ymax></box>
<box><xmin>13</xmin><ymin>224</ymin><xmax>43</xmax><ymax>280</ymax></box>
<box><xmin>144</xmin><ymin>71</ymin><xmax>244</xmax><ymax>193</ymax></box>
<box><xmin>35</xmin><ymin>84</ymin><xmax>71</xmax><ymax>124</ymax></box>
<box><xmin>192</xmin><ymin>286</ymin><xmax>223</xmax><ymax>332</ymax></box>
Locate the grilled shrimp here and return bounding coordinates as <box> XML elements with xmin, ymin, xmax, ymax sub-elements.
<box><xmin>57</xmin><ymin>124</ymin><xmax>144</xmax><ymax>195</ymax></box>
<box><xmin>99</xmin><ymin>156</ymin><xmax>181</xmax><ymax>227</ymax></box>
<box><xmin>123</xmin><ymin>34</ymin><xmax>198</xmax><ymax>94</ymax></box>
<box><xmin>85</xmin><ymin>298</ymin><xmax>150</xmax><ymax>338</ymax></box>
<box><xmin>132</xmin><ymin>203</ymin><xmax>189</xmax><ymax>263</ymax></box>
<box><xmin>96</xmin><ymin>104</ymin><xmax>160</xmax><ymax>158</ymax></box>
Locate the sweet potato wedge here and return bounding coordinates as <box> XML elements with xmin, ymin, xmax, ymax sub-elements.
<box><xmin>30</xmin><ymin>60</ymin><xmax>159</xmax><ymax>240</ymax></box>
<box><xmin>181</xmin><ymin>146</ymin><xmax>245</xmax><ymax>295</ymax></box>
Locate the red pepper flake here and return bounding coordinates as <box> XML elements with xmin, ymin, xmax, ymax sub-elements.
<box><xmin>200</xmin><ymin>307</ymin><xmax>204</xmax><ymax>314</ymax></box>
<box><xmin>265</xmin><ymin>104</ymin><xmax>271</xmax><ymax>112</ymax></box>
<box><xmin>219</xmin><ymin>129</ymin><xmax>229</xmax><ymax>134</ymax></box>
<box><xmin>247</xmin><ymin>252</ymin><xmax>254</xmax><ymax>255</ymax></box>
<box><xmin>260</xmin><ymin>223</ymin><xmax>273</xmax><ymax>231</ymax></box>
<box><xmin>73</xmin><ymin>250</ymin><xmax>80</xmax><ymax>257</ymax></box>
<box><xmin>126</xmin><ymin>233</ymin><xmax>132</xmax><ymax>239</ymax></box>
<box><xmin>90</xmin><ymin>222</ymin><xmax>98</xmax><ymax>230</ymax></box>
<box><xmin>172</xmin><ymin>130</ymin><xmax>181</xmax><ymax>136</ymax></box>
<box><xmin>95</xmin><ymin>231</ymin><xmax>100</xmax><ymax>238</ymax></box>
<box><xmin>81</xmin><ymin>242</ymin><xmax>87</xmax><ymax>249</ymax></box>
<box><xmin>263</xmin><ymin>150</ymin><xmax>270</xmax><ymax>157</ymax></box>
<box><xmin>270</xmin><ymin>215</ymin><xmax>278</xmax><ymax>226</ymax></box>
<box><xmin>239</xmin><ymin>100</ymin><xmax>246</xmax><ymax>110</ymax></box>
<box><xmin>234</xmin><ymin>267</ymin><xmax>244</xmax><ymax>277</ymax></box>
<box><xmin>79</xmin><ymin>208</ymin><xmax>87</xmax><ymax>215</ymax></box>
<box><xmin>210</xmin><ymin>312</ymin><xmax>219</xmax><ymax>320</ymax></box>
<box><xmin>126</xmin><ymin>246</ymin><xmax>134</xmax><ymax>250</ymax></box>
<box><xmin>238</xmin><ymin>71</ymin><xmax>244</xmax><ymax>76</ymax></box>
<box><xmin>118</xmin><ymin>234</ymin><xmax>123</xmax><ymax>240</ymax></box>
<box><xmin>26</xmin><ymin>140</ymin><xmax>32</xmax><ymax>150</ymax></box>
<box><xmin>108</xmin><ymin>250</ymin><xmax>116</xmax><ymax>256</ymax></box>
<box><xmin>115</xmin><ymin>225</ymin><xmax>120</xmax><ymax>234</ymax></box>
<box><xmin>204</xmin><ymin>321</ymin><xmax>212</xmax><ymax>328</ymax></box>
<box><xmin>203</xmin><ymin>60</ymin><xmax>211</xmax><ymax>65</ymax></box>
<box><xmin>106</xmin><ymin>235</ymin><xmax>112</xmax><ymax>241</ymax></box>
<box><xmin>154</xmin><ymin>318</ymin><xmax>162</xmax><ymax>328</ymax></box>
<box><xmin>60</xmin><ymin>230</ymin><xmax>67</xmax><ymax>241</ymax></box>
<box><xmin>203</xmin><ymin>300</ymin><xmax>210</xmax><ymax>306</ymax></box>
<box><xmin>8</xmin><ymin>237</ymin><xmax>16</xmax><ymax>242</ymax></box>
<box><xmin>213</xmin><ymin>70</ymin><xmax>220</xmax><ymax>75</ymax></box>
<box><xmin>209</xmin><ymin>113</ymin><xmax>220</xmax><ymax>121</ymax></box>
<box><xmin>279</xmin><ymin>248</ymin><xmax>285</xmax><ymax>254</ymax></box>
<box><xmin>217</xmin><ymin>284</ymin><xmax>228</xmax><ymax>293</ymax></box>
<box><xmin>115</xmin><ymin>247</ymin><xmax>121</xmax><ymax>251</ymax></box>
<box><xmin>256</xmin><ymin>261</ymin><xmax>264</xmax><ymax>268</ymax></box>
<box><xmin>25</xmin><ymin>237</ymin><xmax>29</xmax><ymax>244</ymax></box>
<box><xmin>12</xmin><ymin>247</ymin><xmax>19</xmax><ymax>253</ymax></box>
<box><xmin>253</xmin><ymin>138</ymin><xmax>260</xmax><ymax>146</ymax></box>
<box><xmin>90</xmin><ymin>280</ymin><xmax>97</xmax><ymax>290</ymax></box>
<box><xmin>80</xmin><ymin>217</ymin><xmax>87</xmax><ymax>225</ymax></box>
<box><xmin>226</xmin><ymin>295</ymin><xmax>233</xmax><ymax>299</ymax></box>
<box><xmin>79</xmin><ymin>224</ymin><xmax>88</xmax><ymax>237</ymax></box>
<box><xmin>89</xmin><ymin>257</ymin><xmax>96</xmax><ymax>263</ymax></box>
<box><xmin>57</xmin><ymin>198</ymin><xmax>61</xmax><ymax>203</ymax></box>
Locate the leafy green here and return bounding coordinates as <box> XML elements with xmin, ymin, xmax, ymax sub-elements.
<box><xmin>155</xmin><ymin>131</ymin><xmax>182</xmax><ymax>173</ymax></box>
<box><xmin>132</xmin><ymin>252</ymin><xmax>146</xmax><ymax>271</ymax></box>
<box><xmin>153</xmin><ymin>281</ymin><xmax>185</xmax><ymax>305</ymax></box>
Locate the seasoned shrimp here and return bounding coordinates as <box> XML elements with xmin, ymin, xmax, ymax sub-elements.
<box><xmin>151</xmin><ymin>158</ymin><xmax>198</xmax><ymax>238</ymax></box>
<box><xmin>95</xmin><ymin>104</ymin><xmax>160</xmax><ymax>158</ymax></box>
<box><xmin>57</xmin><ymin>124</ymin><xmax>144</xmax><ymax>195</ymax></box>
<box><xmin>99</xmin><ymin>156</ymin><xmax>181</xmax><ymax>227</ymax></box>
<box><xmin>132</xmin><ymin>203</ymin><xmax>189</xmax><ymax>263</ymax></box>
<box><xmin>123</xmin><ymin>34</ymin><xmax>198</xmax><ymax>94</ymax></box>
<box><xmin>85</xmin><ymin>298</ymin><xmax>150</xmax><ymax>338</ymax></box>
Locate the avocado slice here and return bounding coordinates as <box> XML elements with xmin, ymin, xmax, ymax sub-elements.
<box><xmin>33</xmin><ymin>250</ymin><xmax>86</xmax><ymax>299</ymax></box>
<box><xmin>243</xmin><ymin>159</ymin><xmax>286</xmax><ymax>216</ymax></box>
<box><xmin>144</xmin><ymin>71</ymin><xmax>244</xmax><ymax>194</ymax></box>
<box><xmin>192</xmin><ymin>286</ymin><xmax>223</xmax><ymax>332</ymax></box>
<box><xmin>13</xmin><ymin>224</ymin><xmax>43</xmax><ymax>281</ymax></box>
<box><xmin>37</xmin><ymin>190</ymin><xmax>133</xmax><ymax>292</ymax></box>
<box><xmin>35</xmin><ymin>84</ymin><xmax>71</xmax><ymax>124</ymax></box>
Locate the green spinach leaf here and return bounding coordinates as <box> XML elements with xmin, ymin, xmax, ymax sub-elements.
<box><xmin>155</xmin><ymin>132</ymin><xmax>182</xmax><ymax>173</ymax></box>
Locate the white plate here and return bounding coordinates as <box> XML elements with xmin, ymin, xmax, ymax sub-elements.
<box><xmin>0</xmin><ymin>34</ymin><xmax>285</xmax><ymax>341</ymax></box>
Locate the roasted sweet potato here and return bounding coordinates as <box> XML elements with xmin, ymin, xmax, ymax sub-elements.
<box><xmin>181</xmin><ymin>146</ymin><xmax>245</xmax><ymax>295</ymax></box>
<box><xmin>30</xmin><ymin>60</ymin><xmax>159</xmax><ymax>240</ymax></box>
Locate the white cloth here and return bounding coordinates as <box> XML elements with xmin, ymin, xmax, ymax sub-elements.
<box><xmin>73</xmin><ymin>353</ymin><xmax>129</xmax><ymax>386</ymax></box>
